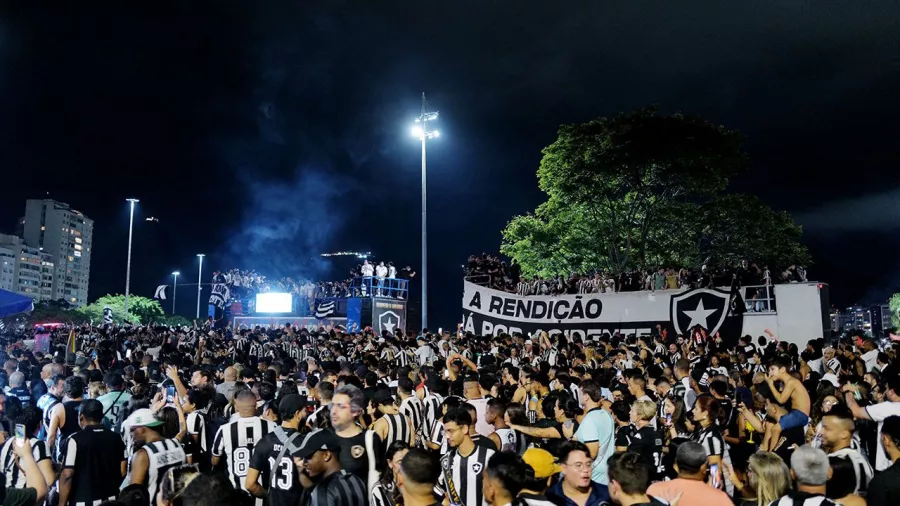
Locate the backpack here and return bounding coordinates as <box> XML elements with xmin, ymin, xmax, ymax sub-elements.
<box><xmin>202</xmin><ymin>409</ymin><xmax>228</xmax><ymax>471</ymax></box>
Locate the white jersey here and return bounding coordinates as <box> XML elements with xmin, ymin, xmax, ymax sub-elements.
<box><xmin>494</xmin><ymin>427</ymin><xmax>518</xmax><ymax>453</ymax></box>
<box><xmin>142</xmin><ymin>439</ymin><xmax>187</xmax><ymax>501</ymax></box>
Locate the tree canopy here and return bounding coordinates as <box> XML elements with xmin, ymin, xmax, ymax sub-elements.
<box><xmin>501</xmin><ymin>108</ymin><xmax>812</xmax><ymax>277</ymax></box>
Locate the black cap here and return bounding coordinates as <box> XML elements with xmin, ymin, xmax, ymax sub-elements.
<box><xmin>372</xmin><ymin>388</ymin><xmax>394</xmax><ymax>405</ymax></box>
<box><xmin>104</xmin><ymin>372</ymin><xmax>124</xmax><ymax>388</ymax></box>
<box><xmin>277</xmin><ymin>394</ymin><xmax>307</xmax><ymax>420</ymax></box>
<box><xmin>292</xmin><ymin>429</ymin><xmax>342</xmax><ymax>459</ymax></box>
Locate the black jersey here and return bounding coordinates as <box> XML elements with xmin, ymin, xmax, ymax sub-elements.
<box><xmin>305</xmin><ymin>469</ymin><xmax>367</xmax><ymax>506</ymax></box>
<box><xmin>615</xmin><ymin>425</ymin><xmax>634</xmax><ymax>450</ymax></box>
<box><xmin>331</xmin><ymin>428</ymin><xmax>383</xmax><ymax>484</ymax></box>
<box><xmin>248</xmin><ymin>427</ymin><xmax>304</xmax><ymax>506</ymax></box>
<box><xmin>62</xmin><ymin>424</ymin><xmax>127</xmax><ymax>506</ymax></box>
<box><xmin>627</xmin><ymin>425</ymin><xmax>664</xmax><ymax>481</ymax></box>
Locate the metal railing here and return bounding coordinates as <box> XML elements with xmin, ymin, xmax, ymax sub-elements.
<box><xmin>349</xmin><ymin>276</ymin><xmax>409</xmax><ymax>299</ymax></box>
<box><xmin>464</xmin><ymin>274</ymin><xmax>492</xmax><ymax>287</ymax></box>
<box><xmin>742</xmin><ymin>284</ymin><xmax>775</xmax><ymax>313</ymax></box>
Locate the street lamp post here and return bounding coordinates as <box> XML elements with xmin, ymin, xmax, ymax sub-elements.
<box><xmin>124</xmin><ymin>198</ymin><xmax>139</xmax><ymax>316</ymax></box>
<box><xmin>171</xmin><ymin>271</ymin><xmax>180</xmax><ymax>314</ymax></box>
<box><xmin>412</xmin><ymin>93</ymin><xmax>439</xmax><ymax>331</ymax></box>
<box><xmin>196</xmin><ymin>254</ymin><xmax>205</xmax><ymax>319</ymax></box>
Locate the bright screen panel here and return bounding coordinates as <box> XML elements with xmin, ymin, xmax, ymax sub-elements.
<box><xmin>256</xmin><ymin>292</ymin><xmax>292</xmax><ymax>313</ymax></box>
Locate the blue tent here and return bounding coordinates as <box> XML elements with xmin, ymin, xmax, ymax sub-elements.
<box><xmin>0</xmin><ymin>288</ymin><xmax>33</xmax><ymax>318</ymax></box>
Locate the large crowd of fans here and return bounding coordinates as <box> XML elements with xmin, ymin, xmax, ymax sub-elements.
<box><xmin>465</xmin><ymin>253</ymin><xmax>809</xmax><ymax>297</ymax></box>
<box><xmin>0</xmin><ymin>314</ymin><xmax>895</xmax><ymax>506</ymax></box>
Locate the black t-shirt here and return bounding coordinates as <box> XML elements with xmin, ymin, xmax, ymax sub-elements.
<box><xmin>867</xmin><ymin>460</ymin><xmax>900</xmax><ymax>506</ymax></box>
<box><xmin>62</xmin><ymin>425</ymin><xmax>126</xmax><ymax>505</ymax></box>
<box><xmin>531</xmin><ymin>418</ymin><xmax>563</xmax><ymax>454</ymax></box>
<box><xmin>615</xmin><ymin>425</ymin><xmax>633</xmax><ymax>449</ymax></box>
<box><xmin>627</xmin><ymin>426</ymin><xmax>664</xmax><ymax>481</ymax></box>
<box><xmin>771</xmin><ymin>425</ymin><xmax>805</xmax><ymax>463</ymax></box>
<box><xmin>249</xmin><ymin>428</ymin><xmax>304</xmax><ymax>506</ymax></box>
<box><xmin>331</xmin><ymin>428</ymin><xmax>384</xmax><ymax>483</ymax></box>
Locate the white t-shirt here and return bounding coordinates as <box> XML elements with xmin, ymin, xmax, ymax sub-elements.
<box><xmin>467</xmin><ymin>397</ymin><xmax>492</xmax><ymax>437</ymax></box>
<box><xmin>865</xmin><ymin>400</ymin><xmax>900</xmax><ymax>471</ymax></box>
<box><xmin>862</xmin><ymin>349</ymin><xmax>879</xmax><ymax>372</ymax></box>
<box><xmin>414</xmin><ymin>345</ymin><xmax>435</xmax><ymax>366</ymax></box>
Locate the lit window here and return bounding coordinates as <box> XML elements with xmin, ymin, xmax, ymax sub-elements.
<box><xmin>67</xmin><ymin>255</ymin><xmax>74</xmax><ymax>262</ymax></box>
<box><xmin>74</xmin><ymin>251</ymin><xmax>81</xmax><ymax>257</ymax></box>
<box><xmin>40</xmin><ymin>226</ymin><xmax>45</xmax><ymax>231</ymax></box>
<box><xmin>75</xmin><ymin>237</ymin><xmax>82</xmax><ymax>244</ymax></box>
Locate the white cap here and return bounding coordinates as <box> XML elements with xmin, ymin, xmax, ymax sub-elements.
<box><xmin>821</xmin><ymin>373</ymin><xmax>840</xmax><ymax>388</ymax></box>
<box><xmin>525</xmin><ymin>339</ymin><xmax>533</xmax><ymax>345</ymax></box>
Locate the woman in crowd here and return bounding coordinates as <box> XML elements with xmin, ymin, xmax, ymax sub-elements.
<box><xmin>691</xmin><ymin>395</ymin><xmax>731</xmax><ymax>491</ymax></box>
<box><xmin>661</xmin><ymin>395</ymin><xmax>692</xmax><ymax>479</ymax></box>
<box><xmin>371</xmin><ymin>441</ymin><xmax>409</xmax><ymax>506</ymax></box>
<box><xmin>724</xmin><ymin>451</ymin><xmax>791</xmax><ymax>506</ymax></box>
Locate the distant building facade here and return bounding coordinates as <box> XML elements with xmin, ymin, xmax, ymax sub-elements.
<box><xmin>22</xmin><ymin>199</ymin><xmax>93</xmax><ymax>306</ymax></box>
<box><xmin>0</xmin><ymin>234</ymin><xmax>55</xmax><ymax>302</ymax></box>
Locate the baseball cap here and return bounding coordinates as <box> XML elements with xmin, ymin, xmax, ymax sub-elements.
<box><xmin>524</xmin><ymin>339</ymin><xmax>533</xmax><ymax>345</ymax></box>
<box><xmin>822</xmin><ymin>373</ymin><xmax>840</xmax><ymax>388</ymax></box>
<box><xmin>522</xmin><ymin>448</ymin><xmax>561</xmax><ymax>478</ymax></box>
<box><xmin>125</xmin><ymin>408</ymin><xmax>165</xmax><ymax>428</ymax></box>
<box><xmin>292</xmin><ymin>429</ymin><xmax>342</xmax><ymax>459</ymax></box>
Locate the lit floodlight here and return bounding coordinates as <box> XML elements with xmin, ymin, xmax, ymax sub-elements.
<box><xmin>412</xmin><ymin>125</ymin><xmax>424</xmax><ymax>138</ymax></box>
<box><xmin>433</xmin><ymin>130</ymin><xmax>440</xmax><ymax>138</ymax></box>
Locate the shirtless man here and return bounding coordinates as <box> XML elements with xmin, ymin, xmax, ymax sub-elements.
<box><xmin>762</xmin><ymin>354</ymin><xmax>810</xmax><ymax>451</ymax></box>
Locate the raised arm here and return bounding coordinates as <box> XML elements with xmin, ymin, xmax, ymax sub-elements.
<box><xmin>766</xmin><ymin>378</ymin><xmax>793</xmax><ymax>405</ymax></box>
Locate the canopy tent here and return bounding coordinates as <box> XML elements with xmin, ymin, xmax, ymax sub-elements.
<box><xmin>0</xmin><ymin>288</ymin><xmax>33</xmax><ymax>318</ymax></box>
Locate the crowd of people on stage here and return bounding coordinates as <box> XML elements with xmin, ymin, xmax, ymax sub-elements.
<box><xmin>0</xmin><ymin>315</ymin><xmax>897</xmax><ymax>506</ymax></box>
<box><xmin>217</xmin><ymin>261</ymin><xmax>414</xmax><ymax>301</ymax></box>
<box><xmin>465</xmin><ymin>253</ymin><xmax>809</xmax><ymax>298</ymax></box>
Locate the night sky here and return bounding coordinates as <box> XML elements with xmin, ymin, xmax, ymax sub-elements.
<box><xmin>1</xmin><ymin>2</ymin><xmax>899</xmax><ymax>326</ymax></box>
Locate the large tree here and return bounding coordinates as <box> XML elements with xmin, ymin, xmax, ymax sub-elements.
<box><xmin>502</xmin><ymin>108</ymin><xmax>811</xmax><ymax>276</ymax></box>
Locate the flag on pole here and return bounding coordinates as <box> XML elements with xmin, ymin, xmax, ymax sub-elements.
<box><xmin>65</xmin><ymin>328</ymin><xmax>76</xmax><ymax>366</ymax></box>
<box><xmin>154</xmin><ymin>285</ymin><xmax>168</xmax><ymax>300</ymax></box>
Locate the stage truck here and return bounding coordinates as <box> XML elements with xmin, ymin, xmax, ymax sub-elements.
<box><xmin>461</xmin><ymin>281</ymin><xmax>830</xmax><ymax>348</ymax></box>
<box><xmin>229</xmin><ymin>276</ymin><xmax>409</xmax><ymax>335</ymax></box>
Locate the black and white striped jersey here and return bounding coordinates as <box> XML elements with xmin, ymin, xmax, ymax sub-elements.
<box><xmin>141</xmin><ymin>439</ymin><xmax>187</xmax><ymax>501</ymax></box>
<box><xmin>828</xmin><ymin>448</ymin><xmax>874</xmax><ymax>496</ymax></box>
<box><xmin>768</xmin><ymin>492</ymin><xmax>839</xmax><ymax>506</ymax></box>
<box><xmin>438</xmin><ymin>445</ymin><xmax>496</xmax><ymax>506</ymax></box>
<box><xmin>186</xmin><ymin>411</ymin><xmax>207</xmax><ymax>452</ymax></box>
<box><xmin>0</xmin><ymin>438</ymin><xmax>51</xmax><ymax>487</ymax></box>
<box><xmin>381</xmin><ymin>412</ymin><xmax>412</xmax><ymax>450</ymax></box>
<box><xmin>306</xmin><ymin>468</ymin><xmax>367</xmax><ymax>506</ymax></box>
<box><xmin>370</xmin><ymin>480</ymin><xmax>397</xmax><ymax>506</ymax></box>
<box><xmin>212</xmin><ymin>415</ymin><xmax>274</xmax><ymax>504</ymax></box>
<box><xmin>422</xmin><ymin>393</ymin><xmax>444</xmax><ymax>437</ymax></box>
<box><xmin>399</xmin><ymin>395</ymin><xmax>424</xmax><ymax>441</ymax></box>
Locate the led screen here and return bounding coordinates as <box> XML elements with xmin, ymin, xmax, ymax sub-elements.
<box><xmin>256</xmin><ymin>292</ymin><xmax>292</xmax><ymax>313</ymax></box>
